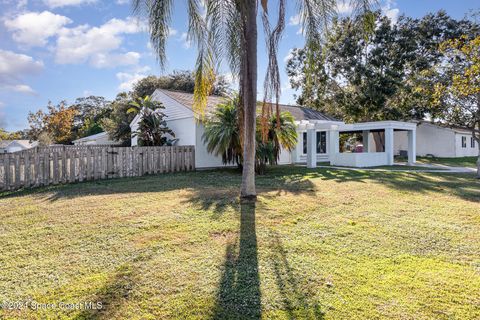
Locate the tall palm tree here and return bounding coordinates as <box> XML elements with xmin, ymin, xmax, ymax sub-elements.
<box><xmin>133</xmin><ymin>0</ymin><xmax>376</xmax><ymax>199</ymax></box>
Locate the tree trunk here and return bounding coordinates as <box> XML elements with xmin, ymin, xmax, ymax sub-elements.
<box><xmin>372</xmin><ymin>131</ymin><xmax>384</xmax><ymax>152</ymax></box>
<box><xmin>240</xmin><ymin>0</ymin><xmax>258</xmax><ymax>199</ymax></box>
<box><xmin>476</xmin><ymin>148</ymin><xmax>480</xmax><ymax>179</ymax></box>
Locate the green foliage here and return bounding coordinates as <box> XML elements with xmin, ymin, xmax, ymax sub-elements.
<box><xmin>132</xmin><ymin>70</ymin><xmax>230</xmax><ymax>100</ymax></box>
<box><xmin>101</xmin><ymin>93</ymin><xmax>137</xmax><ymax>146</ymax></box>
<box><xmin>202</xmin><ymin>97</ymin><xmax>242</xmax><ymax>166</ymax></box>
<box><xmin>419</xmin><ymin>35</ymin><xmax>480</xmax><ymax>176</ymax></box>
<box><xmin>130</xmin><ymin>96</ymin><xmax>174</xmax><ymax>146</ymax></box>
<box><xmin>26</xmin><ymin>96</ymin><xmax>113</xmax><ymax>144</ymax></box>
<box><xmin>256</xmin><ymin>111</ymin><xmax>298</xmax><ymax>174</ymax></box>
<box><xmin>203</xmin><ymin>96</ymin><xmax>297</xmax><ymax>173</ymax></box>
<box><xmin>0</xmin><ymin>128</ymin><xmax>27</xmax><ymax>140</ymax></box>
<box><xmin>286</xmin><ymin>11</ymin><xmax>479</xmax><ymax>123</ymax></box>
<box><xmin>71</xmin><ymin>96</ymin><xmax>112</xmax><ymax>139</ymax></box>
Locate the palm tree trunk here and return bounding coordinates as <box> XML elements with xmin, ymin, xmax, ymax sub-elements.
<box><xmin>240</xmin><ymin>0</ymin><xmax>257</xmax><ymax>199</ymax></box>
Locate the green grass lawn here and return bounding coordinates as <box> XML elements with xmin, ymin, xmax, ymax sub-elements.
<box><xmin>0</xmin><ymin>167</ymin><xmax>479</xmax><ymax>319</ymax></box>
<box><xmin>404</xmin><ymin>156</ymin><xmax>478</xmax><ymax>168</ymax></box>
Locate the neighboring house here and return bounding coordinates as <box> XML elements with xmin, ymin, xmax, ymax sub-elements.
<box><xmin>0</xmin><ymin>140</ymin><xmax>38</xmax><ymax>153</ymax></box>
<box><xmin>72</xmin><ymin>132</ymin><xmax>119</xmax><ymax>146</ymax></box>
<box><xmin>395</xmin><ymin>121</ymin><xmax>478</xmax><ymax>158</ymax></box>
<box><xmin>130</xmin><ymin>89</ymin><xmax>417</xmax><ymax>168</ymax></box>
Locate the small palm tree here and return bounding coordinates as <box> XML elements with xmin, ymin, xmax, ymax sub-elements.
<box><xmin>203</xmin><ymin>96</ymin><xmax>242</xmax><ymax>167</ymax></box>
<box><xmin>204</xmin><ymin>97</ymin><xmax>298</xmax><ymax>174</ymax></box>
<box><xmin>128</xmin><ymin>96</ymin><xmax>174</xmax><ymax>146</ymax></box>
<box><xmin>255</xmin><ymin>111</ymin><xmax>298</xmax><ymax>174</ymax></box>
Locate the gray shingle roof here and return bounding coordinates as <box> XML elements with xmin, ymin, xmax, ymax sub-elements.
<box><xmin>157</xmin><ymin>89</ymin><xmax>338</xmax><ymax>121</ymax></box>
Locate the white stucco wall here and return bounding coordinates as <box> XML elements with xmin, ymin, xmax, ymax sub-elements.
<box><xmin>195</xmin><ymin>122</ymin><xmax>236</xmax><ymax>168</ymax></box>
<box><xmin>454</xmin><ymin>132</ymin><xmax>478</xmax><ymax>157</ymax></box>
<box><xmin>332</xmin><ymin>152</ymin><xmax>388</xmax><ymax>167</ymax></box>
<box><xmin>394</xmin><ymin>123</ymin><xmax>456</xmax><ymax>157</ymax></box>
<box><xmin>292</xmin><ymin>130</ymin><xmax>330</xmax><ymax>164</ymax></box>
<box><xmin>167</xmin><ymin>117</ymin><xmax>196</xmax><ymax>146</ymax></box>
<box><xmin>278</xmin><ymin>146</ymin><xmax>292</xmax><ymax>164</ymax></box>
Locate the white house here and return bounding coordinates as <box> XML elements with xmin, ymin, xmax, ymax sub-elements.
<box><xmin>0</xmin><ymin>140</ymin><xmax>37</xmax><ymax>153</ymax></box>
<box><xmin>72</xmin><ymin>132</ymin><xmax>120</xmax><ymax>146</ymax></box>
<box><xmin>395</xmin><ymin>121</ymin><xmax>477</xmax><ymax>158</ymax></box>
<box><xmin>130</xmin><ymin>89</ymin><xmax>417</xmax><ymax>168</ymax></box>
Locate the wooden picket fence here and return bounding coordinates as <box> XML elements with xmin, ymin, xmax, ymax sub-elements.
<box><xmin>0</xmin><ymin>145</ymin><xmax>195</xmax><ymax>191</ymax></box>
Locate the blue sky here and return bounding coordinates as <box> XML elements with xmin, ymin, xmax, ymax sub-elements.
<box><xmin>0</xmin><ymin>0</ymin><xmax>478</xmax><ymax>132</ymax></box>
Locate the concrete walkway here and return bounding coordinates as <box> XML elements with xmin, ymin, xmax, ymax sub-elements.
<box><xmin>314</xmin><ymin>162</ymin><xmax>477</xmax><ymax>174</ymax></box>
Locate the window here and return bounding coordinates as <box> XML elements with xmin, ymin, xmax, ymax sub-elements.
<box><xmin>303</xmin><ymin>131</ymin><xmax>328</xmax><ymax>154</ymax></box>
<box><xmin>461</xmin><ymin>136</ymin><xmax>467</xmax><ymax>148</ymax></box>
<box><xmin>471</xmin><ymin>137</ymin><xmax>476</xmax><ymax>148</ymax></box>
<box><xmin>316</xmin><ymin>131</ymin><xmax>327</xmax><ymax>154</ymax></box>
<box><xmin>303</xmin><ymin>132</ymin><xmax>307</xmax><ymax>154</ymax></box>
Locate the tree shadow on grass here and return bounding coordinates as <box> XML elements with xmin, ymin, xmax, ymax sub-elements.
<box><xmin>269</xmin><ymin>233</ymin><xmax>325</xmax><ymax>319</ymax></box>
<box><xmin>266</xmin><ymin>166</ymin><xmax>480</xmax><ymax>203</ymax></box>
<box><xmin>74</xmin><ymin>265</ymin><xmax>135</xmax><ymax>320</ymax></box>
<box><xmin>211</xmin><ymin>200</ymin><xmax>261</xmax><ymax>319</ymax></box>
<box><xmin>2</xmin><ymin>166</ymin><xmax>478</xmax><ymax>204</ymax></box>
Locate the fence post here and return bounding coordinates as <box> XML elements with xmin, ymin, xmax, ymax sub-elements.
<box><xmin>4</xmin><ymin>154</ymin><xmax>11</xmax><ymax>190</ymax></box>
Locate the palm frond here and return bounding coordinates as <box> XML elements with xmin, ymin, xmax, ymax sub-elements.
<box><xmin>261</xmin><ymin>0</ymin><xmax>286</xmax><ymax>141</ymax></box>
<box><xmin>133</xmin><ymin>0</ymin><xmax>174</xmax><ymax>69</ymax></box>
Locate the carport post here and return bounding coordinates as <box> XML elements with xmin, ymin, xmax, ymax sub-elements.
<box><xmin>408</xmin><ymin>129</ymin><xmax>416</xmax><ymax>165</ymax></box>
<box><xmin>385</xmin><ymin>128</ymin><xmax>394</xmax><ymax>165</ymax></box>
<box><xmin>362</xmin><ymin>130</ymin><xmax>370</xmax><ymax>152</ymax></box>
<box><xmin>306</xmin><ymin>125</ymin><xmax>316</xmax><ymax>168</ymax></box>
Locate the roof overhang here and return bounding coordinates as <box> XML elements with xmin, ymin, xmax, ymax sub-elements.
<box><xmin>338</xmin><ymin>121</ymin><xmax>417</xmax><ymax>133</ymax></box>
<box><xmin>295</xmin><ymin>119</ymin><xmax>345</xmax><ymax>130</ymax></box>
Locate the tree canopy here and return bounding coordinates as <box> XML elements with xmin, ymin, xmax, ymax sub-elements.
<box><xmin>132</xmin><ymin>70</ymin><xmax>230</xmax><ymax>99</ymax></box>
<box><xmin>286</xmin><ymin>11</ymin><xmax>479</xmax><ymax>123</ymax></box>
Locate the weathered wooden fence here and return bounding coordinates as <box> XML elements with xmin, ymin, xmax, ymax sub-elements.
<box><xmin>0</xmin><ymin>145</ymin><xmax>195</xmax><ymax>191</ymax></box>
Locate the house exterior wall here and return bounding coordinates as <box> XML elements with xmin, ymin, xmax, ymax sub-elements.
<box><xmin>332</xmin><ymin>152</ymin><xmax>388</xmax><ymax>167</ymax></box>
<box><xmin>194</xmin><ymin>122</ymin><xmax>236</xmax><ymax>168</ymax></box>
<box><xmin>292</xmin><ymin>129</ymin><xmax>330</xmax><ymax>164</ymax></box>
<box><xmin>394</xmin><ymin>123</ymin><xmax>456</xmax><ymax>157</ymax></box>
<box><xmin>132</xmin><ymin>91</ymin><xmax>233</xmax><ymax>168</ymax></box>
<box><xmin>454</xmin><ymin>132</ymin><xmax>478</xmax><ymax>157</ymax></box>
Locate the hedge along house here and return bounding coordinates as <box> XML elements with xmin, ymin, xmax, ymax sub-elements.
<box><xmin>130</xmin><ymin>89</ymin><xmax>417</xmax><ymax>168</ymax></box>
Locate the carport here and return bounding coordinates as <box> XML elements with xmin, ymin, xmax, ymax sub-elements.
<box><xmin>302</xmin><ymin>121</ymin><xmax>417</xmax><ymax>168</ymax></box>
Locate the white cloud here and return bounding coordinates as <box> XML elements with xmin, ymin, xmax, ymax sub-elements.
<box><xmin>90</xmin><ymin>52</ymin><xmax>141</xmax><ymax>68</ymax></box>
<box><xmin>7</xmin><ymin>84</ymin><xmax>36</xmax><ymax>95</ymax></box>
<box><xmin>55</xmin><ymin>17</ymin><xmax>144</xmax><ymax>67</ymax></box>
<box><xmin>0</xmin><ymin>50</ymin><xmax>44</xmax><ymax>81</ymax></box>
<box><xmin>179</xmin><ymin>32</ymin><xmax>191</xmax><ymax>49</ymax></box>
<box><xmin>169</xmin><ymin>28</ymin><xmax>178</xmax><ymax>36</ymax></box>
<box><xmin>288</xmin><ymin>14</ymin><xmax>301</xmax><ymax>26</ymax></box>
<box><xmin>4</xmin><ymin>11</ymin><xmax>72</xmax><ymax>47</ymax></box>
<box><xmin>382</xmin><ymin>0</ymin><xmax>400</xmax><ymax>24</ymax></box>
<box><xmin>116</xmin><ymin>66</ymin><xmax>151</xmax><ymax>91</ymax></box>
<box><xmin>0</xmin><ymin>50</ymin><xmax>43</xmax><ymax>95</ymax></box>
<box><xmin>43</xmin><ymin>0</ymin><xmax>96</xmax><ymax>8</ymax></box>
<box><xmin>337</xmin><ymin>0</ymin><xmax>353</xmax><ymax>14</ymax></box>
<box><xmin>116</xmin><ymin>0</ymin><xmax>129</xmax><ymax>4</ymax></box>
